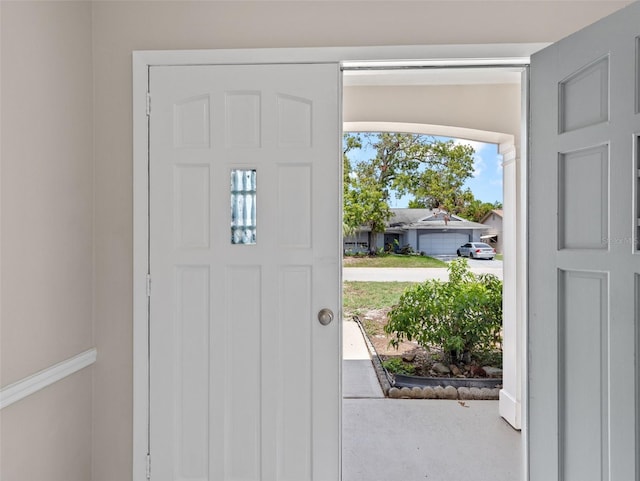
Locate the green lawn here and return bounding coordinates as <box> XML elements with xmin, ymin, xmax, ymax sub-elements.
<box><xmin>343</xmin><ymin>281</ymin><xmax>416</xmax><ymax>337</ymax></box>
<box><xmin>343</xmin><ymin>281</ymin><xmax>415</xmax><ymax>315</ymax></box>
<box><xmin>343</xmin><ymin>254</ymin><xmax>446</xmax><ymax>268</ymax></box>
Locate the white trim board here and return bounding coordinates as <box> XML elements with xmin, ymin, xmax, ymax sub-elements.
<box><xmin>0</xmin><ymin>348</ymin><xmax>97</xmax><ymax>410</ymax></box>
<box><xmin>133</xmin><ymin>43</ymin><xmax>546</xmax><ymax>68</ymax></box>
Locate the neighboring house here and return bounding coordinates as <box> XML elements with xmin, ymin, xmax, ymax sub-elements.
<box><xmin>479</xmin><ymin>209</ymin><xmax>504</xmax><ymax>254</ymax></box>
<box><xmin>344</xmin><ymin>208</ymin><xmax>488</xmax><ymax>256</ymax></box>
<box><xmin>343</xmin><ymin>230</ymin><xmax>369</xmax><ymax>253</ymax></box>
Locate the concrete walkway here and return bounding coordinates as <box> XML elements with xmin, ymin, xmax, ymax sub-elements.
<box><xmin>342</xmin><ymin>320</ymin><xmax>385</xmax><ymax>398</ymax></box>
<box><xmin>342</xmin><ymin>319</ymin><xmax>522</xmax><ymax>481</ymax></box>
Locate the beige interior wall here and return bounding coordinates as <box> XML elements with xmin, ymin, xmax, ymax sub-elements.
<box><xmin>1</xmin><ymin>370</ymin><xmax>93</xmax><ymax>481</ymax></box>
<box><xmin>0</xmin><ymin>1</ymin><xmax>631</xmax><ymax>481</ymax></box>
<box><xmin>91</xmin><ymin>1</ymin><xmax>632</xmax><ymax>479</ymax></box>
<box><xmin>0</xmin><ymin>1</ymin><xmax>94</xmax><ymax>480</ymax></box>
<box><xmin>91</xmin><ymin>2</ymin><xmax>631</xmax><ymax>479</ymax></box>
<box><xmin>1</xmin><ymin>0</ymin><xmax>94</xmax><ymax>385</ymax></box>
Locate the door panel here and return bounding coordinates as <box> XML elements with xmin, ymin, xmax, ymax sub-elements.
<box><xmin>419</xmin><ymin>233</ymin><xmax>468</xmax><ymax>255</ymax></box>
<box><xmin>149</xmin><ymin>64</ymin><xmax>341</xmax><ymax>481</ymax></box>
<box><xmin>529</xmin><ymin>3</ymin><xmax>640</xmax><ymax>480</ymax></box>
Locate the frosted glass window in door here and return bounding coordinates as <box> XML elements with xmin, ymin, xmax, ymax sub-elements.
<box><xmin>231</xmin><ymin>169</ymin><xmax>257</xmax><ymax>244</ymax></box>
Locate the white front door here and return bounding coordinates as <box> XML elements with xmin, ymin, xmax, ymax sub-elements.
<box><xmin>529</xmin><ymin>2</ymin><xmax>640</xmax><ymax>480</ymax></box>
<box><xmin>148</xmin><ymin>64</ymin><xmax>341</xmax><ymax>481</ymax></box>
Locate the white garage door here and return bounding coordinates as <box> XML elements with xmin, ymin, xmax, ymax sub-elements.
<box><xmin>419</xmin><ymin>233</ymin><xmax>469</xmax><ymax>256</ymax></box>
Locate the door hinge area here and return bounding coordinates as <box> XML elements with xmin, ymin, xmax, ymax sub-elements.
<box><xmin>146</xmin><ymin>453</ymin><xmax>151</xmax><ymax>479</ymax></box>
<box><xmin>146</xmin><ymin>92</ymin><xmax>151</xmax><ymax>116</ymax></box>
<box><xmin>146</xmin><ymin>274</ymin><xmax>152</xmax><ymax>297</ymax></box>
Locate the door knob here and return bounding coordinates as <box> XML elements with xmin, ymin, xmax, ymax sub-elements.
<box><xmin>317</xmin><ymin>308</ymin><xmax>334</xmax><ymax>326</ymax></box>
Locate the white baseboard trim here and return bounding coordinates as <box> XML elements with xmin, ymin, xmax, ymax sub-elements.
<box><xmin>0</xmin><ymin>348</ymin><xmax>97</xmax><ymax>410</ymax></box>
<box><xmin>499</xmin><ymin>388</ymin><xmax>522</xmax><ymax>430</ymax></box>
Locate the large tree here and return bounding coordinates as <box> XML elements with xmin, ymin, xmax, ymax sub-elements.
<box><xmin>391</xmin><ymin>135</ymin><xmax>476</xmax><ymax>213</ymax></box>
<box><xmin>343</xmin><ymin>134</ymin><xmax>392</xmax><ymax>249</ymax></box>
<box><xmin>343</xmin><ymin>132</ymin><xmax>479</xmax><ymax>249</ymax></box>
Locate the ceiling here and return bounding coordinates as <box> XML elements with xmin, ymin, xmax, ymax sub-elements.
<box><xmin>343</xmin><ymin>67</ymin><xmax>523</xmax><ymax>87</ymax></box>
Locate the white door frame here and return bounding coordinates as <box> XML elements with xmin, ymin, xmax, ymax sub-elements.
<box><xmin>133</xmin><ymin>44</ymin><xmax>542</xmax><ymax>481</ymax></box>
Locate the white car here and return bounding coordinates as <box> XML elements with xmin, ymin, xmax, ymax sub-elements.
<box><xmin>456</xmin><ymin>242</ymin><xmax>496</xmax><ymax>259</ymax></box>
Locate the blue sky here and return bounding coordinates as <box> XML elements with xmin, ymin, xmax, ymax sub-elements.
<box><xmin>346</xmin><ymin>135</ymin><xmax>503</xmax><ymax>208</ymax></box>
<box><xmin>455</xmin><ymin>139</ymin><xmax>503</xmax><ymax>205</ymax></box>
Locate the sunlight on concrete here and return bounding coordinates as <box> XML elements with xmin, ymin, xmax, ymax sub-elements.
<box><xmin>342</xmin><ymin>320</ymin><xmax>522</xmax><ymax>481</ymax></box>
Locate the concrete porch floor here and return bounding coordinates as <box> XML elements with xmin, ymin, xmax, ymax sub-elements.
<box><xmin>342</xmin><ymin>319</ymin><xmax>523</xmax><ymax>481</ymax></box>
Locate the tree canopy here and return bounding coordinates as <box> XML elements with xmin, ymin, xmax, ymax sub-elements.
<box><xmin>457</xmin><ymin>198</ymin><xmax>503</xmax><ymax>223</ymax></box>
<box><xmin>343</xmin><ymin>132</ymin><xmax>501</xmax><ymax>238</ymax></box>
<box><xmin>342</xmin><ymin>133</ymin><xmax>392</xmax><ymax>238</ymax></box>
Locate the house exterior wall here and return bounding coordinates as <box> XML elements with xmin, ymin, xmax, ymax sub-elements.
<box><xmin>483</xmin><ymin>213</ymin><xmax>503</xmax><ymax>232</ymax></box>
<box><xmin>91</xmin><ymin>4</ymin><xmax>631</xmax><ymax>477</ymax></box>
<box><xmin>407</xmin><ymin>229</ymin><xmax>418</xmax><ymax>251</ymax></box>
<box><xmin>373</xmin><ymin>233</ymin><xmax>385</xmax><ymax>251</ymax></box>
<box><xmin>405</xmin><ymin>232</ymin><xmax>419</xmax><ymax>252</ymax></box>
<box><xmin>0</xmin><ymin>2</ymin><xmax>632</xmax><ymax>481</ymax></box>
<box><xmin>0</xmin><ymin>2</ymin><xmax>94</xmax><ymax>480</ymax></box>
<box><xmin>482</xmin><ymin>213</ymin><xmax>504</xmax><ymax>253</ymax></box>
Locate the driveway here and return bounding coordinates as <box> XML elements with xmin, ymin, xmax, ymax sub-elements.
<box><xmin>343</xmin><ymin>258</ymin><xmax>503</xmax><ymax>282</ymax></box>
<box><xmin>431</xmin><ymin>255</ymin><xmax>503</xmax><ymax>269</ymax></box>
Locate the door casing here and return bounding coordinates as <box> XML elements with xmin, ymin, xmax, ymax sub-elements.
<box><xmin>133</xmin><ymin>44</ymin><xmax>538</xmax><ymax>481</ymax></box>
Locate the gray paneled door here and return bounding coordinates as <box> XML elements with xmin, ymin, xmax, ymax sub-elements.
<box><xmin>148</xmin><ymin>64</ymin><xmax>341</xmax><ymax>481</ymax></box>
<box><xmin>529</xmin><ymin>2</ymin><xmax>640</xmax><ymax>480</ymax></box>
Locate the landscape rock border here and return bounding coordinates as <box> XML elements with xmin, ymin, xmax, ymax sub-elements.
<box><xmin>392</xmin><ymin>373</ymin><xmax>502</xmax><ymax>389</ymax></box>
<box><xmin>353</xmin><ymin>316</ymin><xmax>501</xmax><ymax>400</ymax></box>
<box><xmin>387</xmin><ymin>385</ymin><xmax>499</xmax><ymax>400</ymax></box>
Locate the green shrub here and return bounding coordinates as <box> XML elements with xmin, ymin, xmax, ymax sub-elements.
<box><xmin>384</xmin><ymin>258</ymin><xmax>502</xmax><ymax>363</ymax></box>
<box><xmin>399</xmin><ymin>244</ymin><xmax>415</xmax><ymax>255</ymax></box>
<box><xmin>382</xmin><ymin>357</ymin><xmax>416</xmax><ymax>375</ymax></box>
